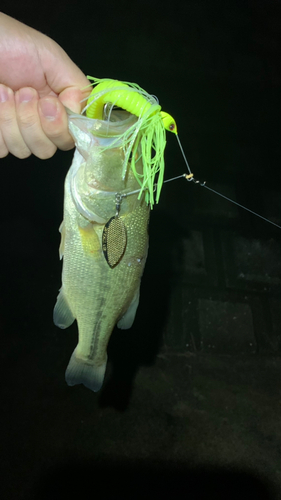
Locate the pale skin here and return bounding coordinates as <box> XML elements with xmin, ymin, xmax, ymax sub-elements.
<box><xmin>0</xmin><ymin>12</ymin><xmax>91</xmax><ymax>159</ymax></box>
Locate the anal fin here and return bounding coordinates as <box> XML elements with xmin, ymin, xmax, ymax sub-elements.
<box><xmin>53</xmin><ymin>289</ymin><xmax>75</xmax><ymax>329</ymax></box>
<box><xmin>117</xmin><ymin>287</ymin><xmax>140</xmax><ymax>330</ymax></box>
<box><xmin>58</xmin><ymin>221</ymin><xmax>65</xmax><ymax>260</ymax></box>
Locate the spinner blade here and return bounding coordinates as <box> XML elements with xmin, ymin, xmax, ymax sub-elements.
<box><xmin>102</xmin><ymin>216</ymin><xmax>127</xmax><ymax>268</ymax></box>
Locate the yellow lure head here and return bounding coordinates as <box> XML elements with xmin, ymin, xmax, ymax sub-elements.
<box><xmin>160</xmin><ymin>111</ymin><xmax>177</xmax><ymax>135</ymax></box>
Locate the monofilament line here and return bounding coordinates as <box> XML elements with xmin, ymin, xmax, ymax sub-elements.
<box><xmin>175</xmin><ymin>135</ymin><xmax>281</xmax><ymax>230</ymax></box>
<box><xmin>201</xmin><ymin>183</ymin><xmax>281</xmax><ymax>229</ymax></box>
<box><xmin>121</xmin><ymin>176</ymin><xmax>281</xmax><ymax>230</ymax></box>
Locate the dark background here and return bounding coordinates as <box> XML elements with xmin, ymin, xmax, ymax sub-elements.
<box><xmin>0</xmin><ymin>1</ymin><xmax>281</xmax><ymax>499</ymax></box>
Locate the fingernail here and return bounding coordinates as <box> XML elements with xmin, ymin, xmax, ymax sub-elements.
<box><xmin>18</xmin><ymin>88</ymin><xmax>35</xmax><ymax>103</ymax></box>
<box><xmin>0</xmin><ymin>86</ymin><xmax>9</xmax><ymax>103</ymax></box>
<box><xmin>39</xmin><ymin>99</ymin><xmax>58</xmax><ymax>120</ymax></box>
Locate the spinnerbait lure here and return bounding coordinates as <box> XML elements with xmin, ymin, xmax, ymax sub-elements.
<box><xmin>83</xmin><ymin>77</ymin><xmax>179</xmax><ymax>208</ymax></box>
<box><xmin>82</xmin><ymin>77</ymin><xmax>281</xmax><ymax>231</ymax></box>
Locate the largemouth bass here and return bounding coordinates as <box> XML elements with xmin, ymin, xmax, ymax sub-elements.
<box><xmin>54</xmin><ymin>78</ymin><xmax>178</xmax><ymax>393</ymax></box>
<box><xmin>54</xmin><ymin>109</ymin><xmax>150</xmax><ymax>392</ymax></box>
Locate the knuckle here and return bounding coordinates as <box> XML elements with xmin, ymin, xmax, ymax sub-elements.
<box><xmin>61</xmin><ymin>141</ymin><xmax>75</xmax><ymax>152</ymax></box>
<box><xmin>0</xmin><ymin>113</ymin><xmax>15</xmax><ymax>128</ymax></box>
<box><xmin>16</xmin><ymin>148</ymin><xmax>32</xmax><ymax>159</ymax></box>
<box><xmin>41</xmin><ymin>123</ymin><xmax>74</xmax><ymax>150</ymax></box>
<box><xmin>0</xmin><ymin>129</ymin><xmax>31</xmax><ymax>158</ymax></box>
<box><xmin>0</xmin><ymin>147</ymin><xmax>9</xmax><ymax>158</ymax></box>
<box><xmin>18</xmin><ymin>112</ymin><xmax>38</xmax><ymax>129</ymax></box>
<box><xmin>53</xmin><ymin>134</ymin><xmax>74</xmax><ymax>151</ymax></box>
<box><xmin>36</xmin><ymin>144</ymin><xmax>57</xmax><ymax>160</ymax></box>
<box><xmin>0</xmin><ymin>100</ymin><xmax>16</xmax><ymax>126</ymax></box>
<box><xmin>0</xmin><ymin>134</ymin><xmax>8</xmax><ymax>157</ymax></box>
<box><xmin>45</xmin><ymin>125</ymin><xmax>65</xmax><ymax>140</ymax></box>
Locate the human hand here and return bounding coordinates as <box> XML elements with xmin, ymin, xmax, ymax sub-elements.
<box><xmin>0</xmin><ymin>12</ymin><xmax>90</xmax><ymax>159</ymax></box>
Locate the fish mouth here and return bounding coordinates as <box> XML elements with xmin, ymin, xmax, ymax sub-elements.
<box><xmin>68</xmin><ymin>108</ymin><xmax>144</xmax><ymax>223</ymax></box>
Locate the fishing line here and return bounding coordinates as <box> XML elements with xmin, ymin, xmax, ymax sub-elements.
<box><xmin>198</xmin><ymin>183</ymin><xmax>281</xmax><ymax>229</ymax></box>
<box><xmin>122</xmin><ymin>172</ymin><xmax>281</xmax><ymax>230</ymax></box>
<box><xmin>176</xmin><ymin>132</ymin><xmax>281</xmax><ymax>230</ymax></box>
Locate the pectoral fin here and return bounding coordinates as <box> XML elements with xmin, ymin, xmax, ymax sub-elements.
<box><xmin>58</xmin><ymin>221</ymin><xmax>65</xmax><ymax>260</ymax></box>
<box><xmin>53</xmin><ymin>289</ymin><xmax>75</xmax><ymax>329</ymax></box>
<box><xmin>117</xmin><ymin>287</ymin><xmax>140</xmax><ymax>330</ymax></box>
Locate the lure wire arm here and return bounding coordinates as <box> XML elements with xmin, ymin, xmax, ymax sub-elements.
<box><xmin>115</xmin><ymin>129</ymin><xmax>280</xmax><ymax>230</ymax></box>
<box><xmin>119</xmin><ymin>173</ymin><xmax>205</xmax><ymax>199</ymax></box>
<box><xmin>176</xmin><ymin>135</ymin><xmax>192</xmax><ymax>176</ymax></box>
<box><xmin>176</xmin><ymin>135</ymin><xmax>206</xmax><ymax>186</ymax></box>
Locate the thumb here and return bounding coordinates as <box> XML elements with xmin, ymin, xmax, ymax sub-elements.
<box><xmin>34</xmin><ymin>30</ymin><xmax>91</xmax><ymax>110</ymax></box>
<box><xmin>58</xmin><ymin>85</ymin><xmax>89</xmax><ymax>114</ymax></box>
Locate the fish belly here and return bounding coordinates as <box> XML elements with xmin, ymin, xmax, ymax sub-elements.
<box><xmin>54</xmin><ymin>173</ymin><xmax>149</xmax><ymax>392</ymax></box>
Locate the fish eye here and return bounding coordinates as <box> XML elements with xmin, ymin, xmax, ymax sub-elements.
<box><xmin>169</xmin><ymin>123</ymin><xmax>175</xmax><ymax>131</ymax></box>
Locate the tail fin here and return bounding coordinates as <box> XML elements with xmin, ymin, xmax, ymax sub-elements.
<box><xmin>65</xmin><ymin>348</ymin><xmax>107</xmax><ymax>392</ymax></box>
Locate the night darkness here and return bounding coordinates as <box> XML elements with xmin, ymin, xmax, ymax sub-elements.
<box><xmin>0</xmin><ymin>1</ymin><xmax>281</xmax><ymax>499</ymax></box>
